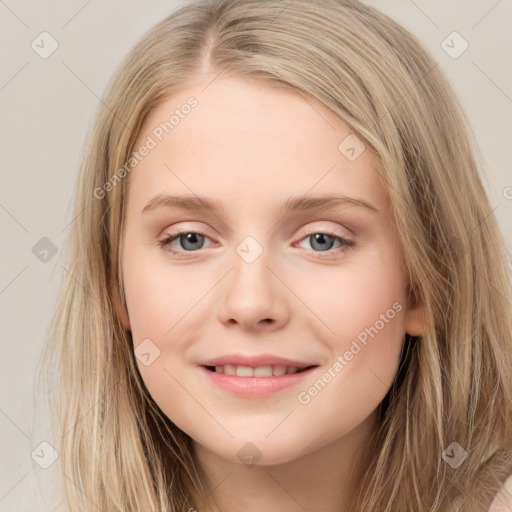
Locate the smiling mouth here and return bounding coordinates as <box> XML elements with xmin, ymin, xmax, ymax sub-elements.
<box><xmin>203</xmin><ymin>364</ymin><xmax>318</xmax><ymax>377</ymax></box>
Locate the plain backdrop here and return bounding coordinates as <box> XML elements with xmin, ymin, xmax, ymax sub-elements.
<box><xmin>0</xmin><ymin>1</ymin><xmax>511</xmax><ymax>510</ymax></box>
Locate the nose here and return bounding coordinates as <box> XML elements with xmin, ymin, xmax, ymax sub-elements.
<box><xmin>217</xmin><ymin>245</ymin><xmax>290</xmax><ymax>331</ymax></box>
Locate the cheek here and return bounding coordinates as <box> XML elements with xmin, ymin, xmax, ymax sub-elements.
<box><xmin>122</xmin><ymin>253</ymin><xmax>203</xmax><ymax>426</ymax></box>
<box><xmin>122</xmin><ymin>252</ymin><xmax>207</xmax><ymax>340</ymax></box>
<box><xmin>298</xmin><ymin>251</ymin><xmax>407</xmax><ymax>348</ymax></box>
<box><xmin>292</xmin><ymin>250</ymin><xmax>407</xmax><ymax>412</ymax></box>
<box><xmin>122</xmin><ymin>252</ymin><xmax>212</xmax><ymax>403</ymax></box>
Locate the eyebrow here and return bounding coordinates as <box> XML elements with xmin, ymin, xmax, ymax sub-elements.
<box><xmin>141</xmin><ymin>194</ymin><xmax>379</xmax><ymax>216</ymax></box>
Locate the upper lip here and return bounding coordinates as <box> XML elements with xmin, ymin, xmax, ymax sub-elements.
<box><xmin>199</xmin><ymin>353</ymin><xmax>318</xmax><ymax>369</ymax></box>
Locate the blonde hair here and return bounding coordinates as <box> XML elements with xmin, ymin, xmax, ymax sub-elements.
<box><xmin>43</xmin><ymin>0</ymin><xmax>512</xmax><ymax>510</ymax></box>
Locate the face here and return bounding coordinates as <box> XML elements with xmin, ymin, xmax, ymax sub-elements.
<box><xmin>118</xmin><ymin>75</ymin><xmax>423</xmax><ymax>466</ymax></box>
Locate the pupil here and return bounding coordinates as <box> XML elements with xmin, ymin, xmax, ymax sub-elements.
<box><xmin>182</xmin><ymin>233</ymin><xmax>203</xmax><ymax>250</ymax></box>
<box><xmin>311</xmin><ymin>233</ymin><xmax>334</xmax><ymax>251</ymax></box>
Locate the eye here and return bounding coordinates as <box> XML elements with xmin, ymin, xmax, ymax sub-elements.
<box><xmin>158</xmin><ymin>231</ymin><xmax>212</xmax><ymax>256</ymax></box>
<box><xmin>296</xmin><ymin>230</ymin><xmax>354</xmax><ymax>255</ymax></box>
<box><xmin>158</xmin><ymin>229</ymin><xmax>355</xmax><ymax>258</ymax></box>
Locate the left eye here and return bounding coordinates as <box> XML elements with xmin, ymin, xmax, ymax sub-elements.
<box><xmin>158</xmin><ymin>230</ymin><xmax>354</xmax><ymax>256</ymax></box>
<box><xmin>296</xmin><ymin>231</ymin><xmax>354</xmax><ymax>253</ymax></box>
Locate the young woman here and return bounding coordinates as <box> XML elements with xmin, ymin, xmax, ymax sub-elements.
<box><xmin>44</xmin><ymin>0</ymin><xmax>512</xmax><ymax>510</ymax></box>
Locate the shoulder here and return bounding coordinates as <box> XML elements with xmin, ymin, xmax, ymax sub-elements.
<box><xmin>488</xmin><ymin>474</ymin><xmax>512</xmax><ymax>512</ymax></box>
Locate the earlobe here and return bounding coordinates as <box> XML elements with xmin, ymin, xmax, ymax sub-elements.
<box><xmin>404</xmin><ymin>305</ymin><xmax>425</xmax><ymax>336</ymax></box>
<box><xmin>404</xmin><ymin>289</ymin><xmax>428</xmax><ymax>336</ymax></box>
<box><xmin>113</xmin><ymin>285</ymin><xmax>131</xmax><ymax>331</ymax></box>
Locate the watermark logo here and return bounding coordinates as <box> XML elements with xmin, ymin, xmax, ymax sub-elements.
<box><xmin>237</xmin><ymin>442</ymin><xmax>262</xmax><ymax>468</ymax></box>
<box><xmin>442</xmin><ymin>442</ymin><xmax>468</xmax><ymax>469</ymax></box>
<box><xmin>31</xmin><ymin>31</ymin><xmax>59</xmax><ymax>59</ymax></box>
<box><xmin>31</xmin><ymin>441</ymin><xmax>59</xmax><ymax>469</ymax></box>
<box><xmin>338</xmin><ymin>133</ymin><xmax>366</xmax><ymax>162</ymax></box>
<box><xmin>236</xmin><ymin>236</ymin><xmax>264</xmax><ymax>264</ymax></box>
<box><xmin>134</xmin><ymin>338</ymin><xmax>161</xmax><ymax>366</ymax></box>
<box><xmin>32</xmin><ymin>237</ymin><xmax>58</xmax><ymax>263</ymax></box>
<box><xmin>441</xmin><ymin>31</ymin><xmax>469</xmax><ymax>59</ymax></box>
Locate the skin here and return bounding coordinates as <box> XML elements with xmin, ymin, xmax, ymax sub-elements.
<box><xmin>117</xmin><ymin>75</ymin><xmax>424</xmax><ymax>512</ymax></box>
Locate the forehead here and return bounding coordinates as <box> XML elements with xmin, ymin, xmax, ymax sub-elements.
<box><xmin>128</xmin><ymin>76</ymin><xmax>389</xmax><ymax>216</ymax></box>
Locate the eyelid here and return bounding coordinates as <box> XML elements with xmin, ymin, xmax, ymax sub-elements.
<box><xmin>159</xmin><ymin>221</ymin><xmax>353</xmax><ymax>244</ymax></box>
<box><xmin>158</xmin><ymin>222</ymin><xmax>214</xmax><ymax>240</ymax></box>
<box><xmin>158</xmin><ymin>223</ymin><xmax>355</xmax><ymax>259</ymax></box>
<box><xmin>296</xmin><ymin>222</ymin><xmax>352</xmax><ymax>239</ymax></box>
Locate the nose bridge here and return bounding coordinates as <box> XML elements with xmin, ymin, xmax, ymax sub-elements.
<box><xmin>217</xmin><ymin>232</ymin><xmax>288</xmax><ymax>328</ymax></box>
<box><xmin>230</xmin><ymin>233</ymin><xmax>275</xmax><ymax>296</ymax></box>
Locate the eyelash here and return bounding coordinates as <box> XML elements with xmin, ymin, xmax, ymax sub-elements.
<box><xmin>158</xmin><ymin>229</ymin><xmax>355</xmax><ymax>258</ymax></box>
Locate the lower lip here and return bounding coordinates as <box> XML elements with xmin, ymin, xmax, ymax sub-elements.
<box><xmin>199</xmin><ymin>366</ymin><xmax>318</xmax><ymax>396</ymax></box>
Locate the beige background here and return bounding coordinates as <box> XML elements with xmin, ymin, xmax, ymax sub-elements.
<box><xmin>0</xmin><ymin>1</ymin><xmax>511</xmax><ymax>510</ymax></box>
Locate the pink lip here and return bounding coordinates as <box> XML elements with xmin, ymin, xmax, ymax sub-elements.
<box><xmin>199</xmin><ymin>365</ymin><xmax>319</xmax><ymax>396</ymax></box>
<box><xmin>198</xmin><ymin>353</ymin><xmax>317</xmax><ymax>368</ymax></box>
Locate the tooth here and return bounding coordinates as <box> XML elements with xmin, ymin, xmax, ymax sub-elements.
<box><xmin>236</xmin><ymin>366</ymin><xmax>254</xmax><ymax>377</ymax></box>
<box><xmin>212</xmin><ymin>364</ymin><xmax>306</xmax><ymax>377</ymax></box>
<box><xmin>272</xmin><ymin>365</ymin><xmax>287</xmax><ymax>376</ymax></box>
<box><xmin>224</xmin><ymin>364</ymin><xmax>236</xmax><ymax>375</ymax></box>
<box><xmin>253</xmin><ymin>366</ymin><xmax>273</xmax><ymax>377</ymax></box>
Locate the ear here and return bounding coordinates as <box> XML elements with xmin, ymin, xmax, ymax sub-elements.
<box><xmin>404</xmin><ymin>288</ymin><xmax>427</xmax><ymax>336</ymax></box>
<box><xmin>113</xmin><ymin>283</ymin><xmax>131</xmax><ymax>331</ymax></box>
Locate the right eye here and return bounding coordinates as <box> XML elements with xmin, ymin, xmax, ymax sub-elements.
<box><xmin>158</xmin><ymin>231</ymin><xmax>214</xmax><ymax>256</ymax></box>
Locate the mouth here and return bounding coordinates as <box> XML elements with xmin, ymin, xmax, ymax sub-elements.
<box><xmin>202</xmin><ymin>364</ymin><xmax>318</xmax><ymax>377</ymax></box>
<box><xmin>199</xmin><ymin>363</ymin><xmax>320</xmax><ymax>396</ymax></box>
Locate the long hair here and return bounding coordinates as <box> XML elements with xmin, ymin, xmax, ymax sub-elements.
<box><xmin>42</xmin><ymin>0</ymin><xmax>512</xmax><ymax>510</ymax></box>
